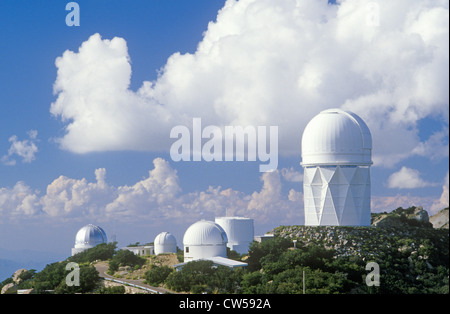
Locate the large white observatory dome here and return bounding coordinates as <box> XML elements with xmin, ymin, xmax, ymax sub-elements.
<box><xmin>301</xmin><ymin>108</ymin><xmax>372</xmax><ymax>166</ymax></box>
<box><xmin>183</xmin><ymin>220</ymin><xmax>228</xmax><ymax>262</ymax></box>
<box><xmin>72</xmin><ymin>224</ymin><xmax>107</xmax><ymax>256</ymax></box>
<box><xmin>301</xmin><ymin>109</ymin><xmax>372</xmax><ymax>226</ymax></box>
<box><xmin>154</xmin><ymin>232</ymin><xmax>177</xmax><ymax>255</ymax></box>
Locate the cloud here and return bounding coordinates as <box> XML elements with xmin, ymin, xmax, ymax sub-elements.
<box><xmin>387</xmin><ymin>166</ymin><xmax>436</xmax><ymax>189</ymax></box>
<box><xmin>1</xmin><ymin>130</ymin><xmax>38</xmax><ymax>165</ymax></box>
<box><xmin>104</xmin><ymin>158</ymin><xmax>182</xmax><ymax>219</ymax></box>
<box><xmin>412</xmin><ymin>126</ymin><xmax>449</xmax><ymax>161</ymax></box>
<box><xmin>40</xmin><ymin>168</ymin><xmax>116</xmax><ymax>218</ymax></box>
<box><xmin>371</xmin><ymin>194</ymin><xmax>436</xmax><ymax>213</ymax></box>
<box><xmin>281</xmin><ymin>167</ymin><xmax>303</xmax><ymax>182</ymax></box>
<box><xmin>430</xmin><ymin>171</ymin><xmax>449</xmax><ymax>213</ymax></box>
<box><xmin>0</xmin><ymin>158</ymin><xmax>303</xmax><ymax>226</ymax></box>
<box><xmin>0</xmin><ymin>182</ymin><xmax>41</xmax><ymax>218</ymax></box>
<box><xmin>50</xmin><ymin>0</ymin><xmax>448</xmax><ymax>169</ymax></box>
<box><xmin>1</xmin><ymin>157</ymin><xmax>447</xmax><ymax>224</ymax></box>
<box><xmin>372</xmin><ymin>171</ymin><xmax>449</xmax><ymax>214</ymax></box>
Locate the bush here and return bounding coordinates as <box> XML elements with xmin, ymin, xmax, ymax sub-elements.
<box><xmin>246</xmin><ymin>237</ymin><xmax>293</xmax><ymax>272</ymax></box>
<box><xmin>31</xmin><ymin>261</ymin><xmax>101</xmax><ymax>294</ymax></box>
<box><xmin>144</xmin><ymin>265</ymin><xmax>173</xmax><ymax>286</ymax></box>
<box><xmin>69</xmin><ymin>242</ymin><xmax>117</xmax><ymax>264</ymax></box>
<box><xmin>165</xmin><ymin>260</ymin><xmax>244</xmax><ymax>293</ymax></box>
<box><xmin>108</xmin><ymin>249</ymin><xmax>146</xmax><ymax>273</ymax></box>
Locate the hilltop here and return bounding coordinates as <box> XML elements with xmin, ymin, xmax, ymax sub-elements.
<box><xmin>272</xmin><ymin>206</ymin><xmax>448</xmax><ymax>259</ymax></box>
<box><xmin>1</xmin><ymin>206</ymin><xmax>448</xmax><ymax>294</ymax></box>
<box><xmin>270</xmin><ymin>206</ymin><xmax>449</xmax><ymax>293</ymax></box>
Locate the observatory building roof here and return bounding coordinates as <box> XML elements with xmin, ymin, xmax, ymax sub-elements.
<box><xmin>301</xmin><ymin>108</ymin><xmax>372</xmax><ymax>166</ymax></box>
<box><xmin>74</xmin><ymin>224</ymin><xmax>107</xmax><ymax>249</ymax></box>
<box><xmin>183</xmin><ymin>220</ymin><xmax>228</xmax><ymax>246</ymax></box>
<box><xmin>154</xmin><ymin>232</ymin><xmax>177</xmax><ymax>245</ymax></box>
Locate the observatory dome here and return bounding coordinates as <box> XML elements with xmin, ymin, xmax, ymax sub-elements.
<box><xmin>301</xmin><ymin>109</ymin><xmax>372</xmax><ymax>166</ymax></box>
<box><xmin>74</xmin><ymin>224</ymin><xmax>107</xmax><ymax>249</ymax></box>
<box><xmin>183</xmin><ymin>220</ymin><xmax>228</xmax><ymax>246</ymax></box>
<box><xmin>154</xmin><ymin>232</ymin><xmax>177</xmax><ymax>255</ymax></box>
<box><xmin>183</xmin><ymin>220</ymin><xmax>228</xmax><ymax>261</ymax></box>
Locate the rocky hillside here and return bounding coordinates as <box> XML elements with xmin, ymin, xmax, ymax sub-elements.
<box><xmin>271</xmin><ymin>207</ymin><xmax>449</xmax><ymax>273</ymax></box>
<box><xmin>371</xmin><ymin>206</ymin><xmax>448</xmax><ymax>229</ymax></box>
<box><xmin>430</xmin><ymin>208</ymin><xmax>449</xmax><ymax>229</ymax></box>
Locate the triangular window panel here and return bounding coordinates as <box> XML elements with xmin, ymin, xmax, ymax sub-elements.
<box><xmin>319</xmin><ymin>167</ymin><xmax>335</xmax><ymax>183</ymax></box>
<box><xmin>303</xmin><ymin>167</ymin><xmax>316</xmax><ymax>185</ymax></box>
<box><xmin>311</xmin><ymin>168</ymin><xmax>323</xmax><ymax>186</ymax></box>
<box><xmin>329</xmin><ymin>166</ymin><xmax>348</xmax><ymax>185</ymax></box>
<box><xmin>340</xmin><ymin>166</ymin><xmax>357</xmax><ymax>185</ymax></box>
<box><xmin>320</xmin><ymin>189</ymin><xmax>338</xmax><ymax>225</ymax></box>
<box><xmin>351</xmin><ymin>167</ymin><xmax>369</xmax><ymax>186</ymax></box>
<box><xmin>341</xmin><ymin>188</ymin><xmax>359</xmax><ymax>225</ymax></box>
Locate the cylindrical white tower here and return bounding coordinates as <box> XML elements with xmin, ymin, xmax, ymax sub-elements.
<box><xmin>183</xmin><ymin>220</ymin><xmax>228</xmax><ymax>262</ymax></box>
<box><xmin>154</xmin><ymin>232</ymin><xmax>177</xmax><ymax>255</ymax></box>
<box><xmin>72</xmin><ymin>224</ymin><xmax>108</xmax><ymax>256</ymax></box>
<box><xmin>215</xmin><ymin>217</ymin><xmax>254</xmax><ymax>255</ymax></box>
<box><xmin>301</xmin><ymin>109</ymin><xmax>372</xmax><ymax>226</ymax></box>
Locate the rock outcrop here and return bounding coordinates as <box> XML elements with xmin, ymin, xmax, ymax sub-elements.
<box><xmin>1</xmin><ymin>268</ymin><xmax>29</xmax><ymax>294</ymax></box>
<box><xmin>430</xmin><ymin>208</ymin><xmax>449</xmax><ymax>229</ymax></box>
<box><xmin>372</xmin><ymin>206</ymin><xmax>432</xmax><ymax>228</ymax></box>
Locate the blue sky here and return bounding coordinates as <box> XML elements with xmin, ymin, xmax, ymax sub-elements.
<box><xmin>0</xmin><ymin>0</ymin><xmax>448</xmax><ymax>274</ymax></box>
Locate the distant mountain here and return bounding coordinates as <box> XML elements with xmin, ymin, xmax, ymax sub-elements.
<box><xmin>0</xmin><ymin>259</ymin><xmax>24</xmax><ymax>282</ymax></box>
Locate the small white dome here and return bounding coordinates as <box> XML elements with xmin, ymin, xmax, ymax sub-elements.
<box><xmin>183</xmin><ymin>220</ymin><xmax>228</xmax><ymax>247</ymax></box>
<box><xmin>154</xmin><ymin>232</ymin><xmax>177</xmax><ymax>255</ymax></box>
<box><xmin>301</xmin><ymin>109</ymin><xmax>372</xmax><ymax>166</ymax></box>
<box><xmin>74</xmin><ymin>224</ymin><xmax>107</xmax><ymax>249</ymax></box>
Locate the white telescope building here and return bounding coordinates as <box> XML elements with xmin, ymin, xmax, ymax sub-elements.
<box><xmin>215</xmin><ymin>217</ymin><xmax>254</xmax><ymax>255</ymax></box>
<box><xmin>154</xmin><ymin>232</ymin><xmax>177</xmax><ymax>255</ymax></box>
<box><xmin>72</xmin><ymin>224</ymin><xmax>108</xmax><ymax>256</ymax></box>
<box><xmin>183</xmin><ymin>220</ymin><xmax>228</xmax><ymax>262</ymax></box>
<box><xmin>177</xmin><ymin>220</ymin><xmax>247</xmax><ymax>269</ymax></box>
<box><xmin>301</xmin><ymin>109</ymin><xmax>372</xmax><ymax>226</ymax></box>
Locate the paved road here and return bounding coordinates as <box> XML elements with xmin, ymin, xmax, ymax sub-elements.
<box><xmin>94</xmin><ymin>261</ymin><xmax>176</xmax><ymax>294</ymax></box>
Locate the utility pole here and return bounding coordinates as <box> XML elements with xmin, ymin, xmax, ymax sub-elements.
<box><xmin>303</xmin><ymin>270</ymin><xmax>305</xmax><ymax>294</ymax></box>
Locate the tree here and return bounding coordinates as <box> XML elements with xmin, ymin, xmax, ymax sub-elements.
<box><xmin>246</xmin><ymin>237</ymin><xmax>292</xmax><ymax>271</ymax></box>
<box><xmin>108</xmin><ymin>249</ymin><xmax>146</xmax><ymax>273</ymax></box>
<box><xmin>145</xmin><ymin>265</ymin><xmax>173</xmax><ymax>286</ymax></box>
<box><xmin>55</xmin><ymin>264</ymin><xmax>100</xmax><ymax>294</ymax></box>
<box><xmin>69</xmin><ymin>242</ymin><xmax>117</xmax><ymax>264</ymax></box>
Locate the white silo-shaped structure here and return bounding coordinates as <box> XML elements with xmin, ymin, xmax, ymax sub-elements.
<box><xmin>71</xmin><ymin>224</ymin><xmax>108</xmax><ymax>256</ymax></box>
<box><xmin>301</xmin><ymin>108</ymin><xmax>372</xmax><ymax>226</ymax></box>
<box><xmin>154</xmin><ymin>232</ymin><xmax>177</xmax><ymax>255</ymax></box>
<box><xmin>215</xmin><ymin>217</ymin><xmax>254</xmax><ymax>254</ymax></box>
<box><xmin>183</xmin><ymin>220</ymin><xmax>228</xmax><ymax>262</ymax></box>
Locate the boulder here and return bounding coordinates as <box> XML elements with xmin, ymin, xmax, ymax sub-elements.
<box><xmin>413</xmin><ymin>206</ymin><xmax>429</xmax><ymax>223</ymax></box>
<box><xmin>429</xmin><ymin>208</ymin><xmax>449</xmax><ymax>229</ymax></box>
<box><xmin>12</xmin><ymin>268</ymin><xmax>28</xmax><ymax>284</ymax></box>
<box><xmin>1</xmin><ymin>283</ymin><xmax>18</xmax><ymax>294</ymax></box>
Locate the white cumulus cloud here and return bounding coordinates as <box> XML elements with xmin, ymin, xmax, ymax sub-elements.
<box><xmin>1</xmin><ymin>130</ymin><xmax>39</xmax><ymax>166</ymax></box>
<box><xmin>387</xmin><ymin>166</ymin><xmax>436</xmax><ymax>189</ymax></box>
<box><xmin>0</xmin><ymin>158</ymin><xmax>303</xmax><ymax>226</ymax></box>
<box><xmin>0</xmin><ymin>182</ymin><xmax>41</xmax><ymax>218</ymax></box>
<box><xmin>49</xmin><ymin>0</ymin><xmax>448</xmax><ymax>169</ymax></box>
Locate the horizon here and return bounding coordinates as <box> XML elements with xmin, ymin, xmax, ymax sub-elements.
<box><xmin>0</xmin><ymin>0</ymin><xmax>448</xmax><ymax>281</ymax></box>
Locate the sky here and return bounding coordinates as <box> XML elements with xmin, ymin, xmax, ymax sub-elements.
<box><xmin>0</xmin><ymin>0</ymin><xmax>448</xmax><ymax>272</ymax></box>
